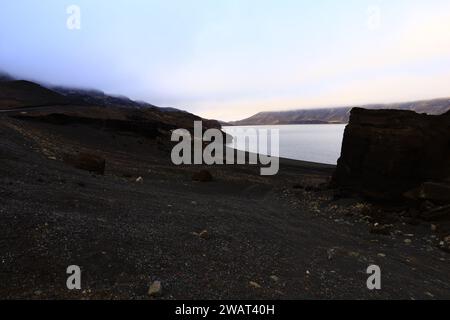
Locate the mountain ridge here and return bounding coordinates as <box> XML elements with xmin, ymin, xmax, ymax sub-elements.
<box><xmin>0</xmin><ymin>76</ymin><xmax>222</xmax><ymax>131</ymax></box>
<box><xmin>0</xmin><ymin>70</ymin><xmax>189</xmax><ymax>114</ymax></box>
<box><xmin>230</xmin><ymin>98</ymin><xmax>450</xmax><ymax>125</ymax></box>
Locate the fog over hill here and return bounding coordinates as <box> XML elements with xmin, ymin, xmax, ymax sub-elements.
<box><xmin>0</xmin><ymin>72</ymin><xmax>222</xmax><ymax>132</ymax></box>
<box><xmin>0</xmin><ymin>71</ymin><xmax>14</xmax><ymax>82</ymax></box>
<box><xmin>230</xmin><ymin>99</ymin><xmax>450</xmax><ymax>125</ymax></box>
<box><xmin>0</xmin><ymin>70</ymin><xmax>190</xmax><ymax>114</ymax></box>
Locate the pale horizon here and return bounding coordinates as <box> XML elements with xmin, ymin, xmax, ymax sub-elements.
<box><xmin>2</xmin><ymin>0</ymin><xmax>450</xmax><ymax>121</ymax></box>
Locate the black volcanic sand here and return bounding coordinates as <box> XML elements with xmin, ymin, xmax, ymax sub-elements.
<box><xmin>0</xmin><ymin>114</ymin><xmax>449</xmax><ymax>300</ymax></box>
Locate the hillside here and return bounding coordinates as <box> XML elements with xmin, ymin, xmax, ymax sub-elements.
<box><xmin>0</xmin><ymin>78</ymin><xmax>221</xmax><ymax>131</ymax></box>
<box><xmin>231</xmin><ymin>98</ymin><xmax>450</xmax><ymax>125</ymax></box>
<box><xmin>0</xmin><ymin>80</ymin><xmax>68</xmax><ymax>109</ymax></box>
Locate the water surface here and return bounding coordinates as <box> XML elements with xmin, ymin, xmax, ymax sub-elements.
<box><xmin>223</xmin><ymin>124</ymin><xmax>346</xmax><ymax>165</ymax></box>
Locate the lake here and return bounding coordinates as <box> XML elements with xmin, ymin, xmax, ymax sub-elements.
<box><xmin>223</xmin><ymin>124</ymin><xmax>347</xmax><ymax>165</ymax></box>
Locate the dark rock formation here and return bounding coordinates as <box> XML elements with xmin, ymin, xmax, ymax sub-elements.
<box><xmin>333</xmin><ymin>108</ymin><xmax>450</xmax><ymax>201</ymax></box>
<box><xmin>63</xmin><ymin>152</ymin><xmax>106</xmax><ymax>175</ymax></box>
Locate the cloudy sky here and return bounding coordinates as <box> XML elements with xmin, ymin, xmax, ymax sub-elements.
<box><xmin>1</xmin><ymin>0</ymin><xmax>450</xmax><ymax>120</ymax></box>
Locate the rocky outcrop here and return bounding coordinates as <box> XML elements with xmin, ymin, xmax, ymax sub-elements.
<box><xmin>333</xmin><ymin>108</ymin><xmax>450</xmax><ymax>201</ymax></box>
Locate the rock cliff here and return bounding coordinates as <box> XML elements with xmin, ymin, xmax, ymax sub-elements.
<box><xmin>333</xmin><ymin>108</ymin><xmax>450</xmax><ymax>201</ymax></box>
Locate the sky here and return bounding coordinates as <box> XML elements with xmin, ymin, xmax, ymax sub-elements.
<box><xmin>1</xmin><ymin>0</ymin><xmax>450</xmax><ymax>121</ymax></box>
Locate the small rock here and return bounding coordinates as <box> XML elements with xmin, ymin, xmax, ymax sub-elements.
<box><xmin>198</xmin><ymin>230</ymin><xmax>209</xmax><ymax>239</ymax></box>
<box><xmin>270</xmin><ymin>275</ymin><xmax>280</xmax><ymax>282</ymax></box>
<box><xmin>192</xmin><ymin>170</ymin><xmax>213</xmax><ymax>182</ymax></box>
<box><xmin>249</xmin><ymin>281</ymin><xmax>262</xmax><ymax>289</ymax></box>
<box><xmin>377</xmin><ymin>253</ymin><xmax>386</xmax><ymax>258</ymax></box>
<box><xmin>327</xmin><ymin>248</ymin><xmax>335</xmax><ymax>260</ymax></box>
<box><xmin>440</xmin><ymin>236</ymin><xmax>450</xmax><ymax>252</ymax></box>
<box><xmin>370</xmin><ymin>224</ymin><xmax>392</xmax><ymax>235</ymax></box>
<box><xmin>404</xmin><ymin>239</ymin><xmax>412</xmax><ymax>245</ymax></box>
<box><xmin>148</xmin><ymin>281</ymin><xmax>162</xmax><ymax>297</ymax></box>
<box><xmin>192</xmin><ymin>230</ymin><xmax>209</xmax><ymax>239</ymax></box>
<box><xmin>431</xmin><ymin>224</ymin><xmax>438</xmax><ymax>232</ymax></box>
<box><xmin>136</xmin><ymin>176</ymin><xmax>144</xmax><ymax>183</ymax></box>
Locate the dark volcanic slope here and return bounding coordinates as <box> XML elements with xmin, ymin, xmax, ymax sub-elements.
<box><xmin>0</xmin><ymin>80</ymin><xmax>68</xmax><ymax>109</ymax></box>
<box><xmin>0</xmin><ymin>109</ymin><xmax>449</xmax><ymax>299</ymax></box>
<box><xmin>231</xmin><ymin>98</ymin><xmax>450</xmax><ymax>125</ymax></box>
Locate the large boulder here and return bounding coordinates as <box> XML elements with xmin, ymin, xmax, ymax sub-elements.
<box><xmin>333</xmin><ymin>108</ymin><xmax>450</xmax><ymax>201</ymax></box>
<box><xmin>63</xmin><ymin>152</ymin><xmax>106</xmax><ymax>175</ymax></box>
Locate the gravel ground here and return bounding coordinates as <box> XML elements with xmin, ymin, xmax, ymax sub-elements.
<box><xmin>0</xmin><ymin>115</ymin><xmax>449</xmax><ymax>299</ymax></box>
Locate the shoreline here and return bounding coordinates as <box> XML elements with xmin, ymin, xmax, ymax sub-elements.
<box><xmin>223</xmin><ymin>145</ymin><xmax>336</xmax><ymax>173</ymax></box>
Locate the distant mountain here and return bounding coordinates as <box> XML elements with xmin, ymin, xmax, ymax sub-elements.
<box><xmin>231</xmin><ymin>98</ymin><xmax>450</xmax><ymax>125</ymax></box>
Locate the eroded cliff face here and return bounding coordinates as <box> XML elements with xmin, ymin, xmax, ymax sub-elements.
<box><xmin>333</xmin><ymin>108</ymin><xmax>450</xmax><ymax>201</ymax></box>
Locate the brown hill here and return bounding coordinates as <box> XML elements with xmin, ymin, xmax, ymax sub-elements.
<box><xmin>231</xmin><ymin>98</ymin><xmax>450</xmax><ymax>125</ymax></box>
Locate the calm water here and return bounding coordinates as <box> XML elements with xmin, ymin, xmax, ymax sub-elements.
<box><xmin>223</xmin><ymin>124</ymin><xmax>346</xmax><ymax>165</ymax></box>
